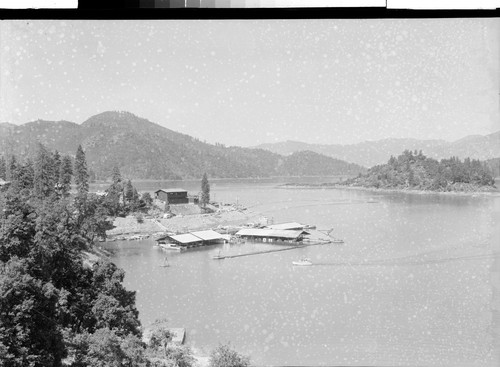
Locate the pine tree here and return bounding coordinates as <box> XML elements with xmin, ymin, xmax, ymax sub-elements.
<box><xmin>34</xmin><ymin>143</ymin><xmax>55</xmax><ymax>199</ymax></box>
<box><xmin>124</xmin><ymin>179</ymin><xmax>134</xmax><ymax>204</ymax></box>
<box><xmin>112</xmin><ymin>166</ymin><xmax>122</xmax><ymax>184</ymax></box>
<box><xmin>8</xmin><ymin>155</ymin><xmax>17</xmax><ymax>182</ymax></box>
<box><xmin>74</xmin><ymin>145</ymin><xmax>89</xmax><ymax>198</ymax></box>
<box><xmin>52</xmin><ymin>151</ymin><xmax>61</xmax><ymax>182</ymax></box>
<box><xmin>17</xmin><ymin>159</ymin><xmax>35</xmax><ymax>191</ymax></box>
<box><xmin>0</xmin><ymin>156</ymin><xmax>6</xmax><ymax>180</ymax></box>
<box><xmin>59</xmin><ymin>155</ymin><xmax>73</xmax><ymax>197</ymax></box>
<box><xmin>201</xmin><ymin>173</ymin><xmax>210</xmax><ymax>207</ymax></box>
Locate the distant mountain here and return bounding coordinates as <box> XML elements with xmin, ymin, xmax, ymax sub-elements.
<box><xmin>255</xmin><ymin>132</ymin><xmax>500</xmax><ymax>168</ymax></box>
<box><xmin>0</xmin><ymin>111</ymin><xmax>365</xmax><ymax>180</ymax></box>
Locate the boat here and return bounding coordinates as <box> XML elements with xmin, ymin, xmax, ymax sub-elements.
<box><xmin>159</xmin><ymin>256</ymin><xmax>169</xmax><ymax>267</ymax></box>
<box><xmin>331</xmin><ymin>239</ymin><xmax>344</xmax><ymax>244</ymax></box>
<box><xmin>159</xmin><ymin>243</ymin><xmax>184</xmax><ymax>251</ymax></box>
<box><xmin>292</xmin><ymin>258</ymin><xmax>313</xmax><ymax>266</ymax></box>
<box><xmin>304</xmin><ymin>224</ymin><xmax>317</xmax><ymax>230</ymax></box>
<box><xmin>212</xmin><ymin>250</ymin><xmax>225</xmax><ymax>260</ymax></box>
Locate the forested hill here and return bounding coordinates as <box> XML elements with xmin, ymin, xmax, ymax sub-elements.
<box><xmin>0</xmin><ymin>111</ymin><xmax>365</xmax><ymax>180</ymax></box>
<box><xmin>341</xmin><ymin>150</ymin><xmax>497</xmax><ymax>192</ymax></box>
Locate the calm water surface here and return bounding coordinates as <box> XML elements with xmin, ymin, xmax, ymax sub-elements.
<box><xmin>104</xmin><ymin>178</ymin><xmax>500</xmax><ymax>366</ymax></box>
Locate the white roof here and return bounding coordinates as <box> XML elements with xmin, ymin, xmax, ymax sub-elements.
<box><xmin>191</xmin><ymin>230</ymin><xmax>224</xmax><ymax>241</ymax></box>
<box><xmin>236</xmin><ymin>228</ymin><xmax>307</xmax><ymax>239</ymax></box>
<box><xmin>170</xmin><ymin>233</ymin><xmax>203</xmax><ymax>244</ymax></box>
<box><xmin>266</xmin><ymin>222</ymin><xmax>305</xmax><ymax>230</ymax></box>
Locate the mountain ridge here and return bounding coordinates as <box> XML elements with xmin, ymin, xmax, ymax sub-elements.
<box><xmin>255</xmin><ymin>131</ymin><xmax>500</xmax><ymax>167</ymax></box>
<box><xmin>0</xmin><ymin>111</ymin><xmax>365</xmax><ymax>180</ymax></box>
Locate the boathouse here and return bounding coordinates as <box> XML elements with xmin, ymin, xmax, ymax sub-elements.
<box><xmin>235</xmin><ymin>228</ymin><xmax>309</xmax><ymax>242</ymax></box>
<box><xmin>191</xmin><ymin>230</ymin><xmax>226</xmax><ymax>245</ymax></box>
<box><xmin>154</xmin><ymin>188</ymin><xmax>189</xmax><ymax>204</ymax></box>
<box><xmin>168</xmin><ymin>233</ymin><xmax>203</xmax><ymax>247</ymax></box>
<box><xmin>156</xmin><ymin>229</ymin><xmax>226</xmax><ymax>249</ymax></box>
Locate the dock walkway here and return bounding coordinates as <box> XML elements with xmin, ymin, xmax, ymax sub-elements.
<box><xmin>213</xmin><ymin>240</ymin><xmax>336</xmax><ymax>260</ymax></box>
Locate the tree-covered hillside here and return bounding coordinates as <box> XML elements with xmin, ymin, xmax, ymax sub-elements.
<box><xmin>278</xmin><ymin>150</ymin><xmax>366</xmax><ymax>176</ymax></box>
<box><xmin>0</xmin><ymin>111</ymin><xmax>365</xmax><ymax>180</ymax></box>
<box><xmin>0</xmin><ymin>144</ymin><xmax>250</xmax><ymax>366</ymax></box>
<box><xmin>341</xmin><ymin>150</ymin><xmax>496</xmax><ymax>192</ymax></box>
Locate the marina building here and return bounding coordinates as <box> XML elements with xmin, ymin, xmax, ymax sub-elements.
<box><xmin>235</xmin><ymin>228</ymin><xmax>309</xmax><ymax>243</ymax></box>
<box><xmin>156</xmin><ymin>229</ymin><xmax>226</xmax><ymax>249</ymax></box>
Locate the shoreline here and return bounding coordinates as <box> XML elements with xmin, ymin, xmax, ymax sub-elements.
<box><xmin>279</xmin><ymin>183</ymin><xmax>500</xmax><ymax>197</ymax></box>
<box><xmin>90</xmin><ymin>175</ymin><xmax>348</xmax><ymax>185</ymax></box>
<box><xmin>106</xmin><ymin>208</ymin><xmax>262</xmax><ymax>239</ymax></box>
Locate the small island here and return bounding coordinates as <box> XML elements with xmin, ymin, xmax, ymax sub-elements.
<box><xmin>282</xmin><ymin>150</ymin><xmax>498</xmax><ymax>194</ymax></box>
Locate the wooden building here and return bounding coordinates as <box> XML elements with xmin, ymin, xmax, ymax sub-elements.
<box><xmin>154</xmin><ymin>188</ymin><xmax>189</xmax><ymax>204</ymax></box>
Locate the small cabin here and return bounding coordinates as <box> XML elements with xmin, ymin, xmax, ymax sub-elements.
<box><xmin>154</xmin><ymin>188</ymin><xmax>189</xmax><ymax>205</ymax></box>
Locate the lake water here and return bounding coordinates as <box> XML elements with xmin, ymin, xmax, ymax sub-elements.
<box><xmin>103</xmin><ymin>178</ymin><xmax>500</xmax><ymax>366</ymax></box>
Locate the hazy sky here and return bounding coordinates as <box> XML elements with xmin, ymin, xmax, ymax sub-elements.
<box><xmin>1</xmin><ymin>19</ymin><xmax>499</xmax><ymax>146</ymax></box>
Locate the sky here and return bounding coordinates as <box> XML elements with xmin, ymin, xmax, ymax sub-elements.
<box><xmin>0</xmin><ymin>19</ymin><xmax>499</xmax><ymax>147</ymax></box>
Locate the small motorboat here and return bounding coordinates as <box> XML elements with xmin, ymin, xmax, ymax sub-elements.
<box><xmin>331</xmin><ymin>239</ymin><xmax>344</xmax><ymax>244</ymax></box>
<box><xmin>292</xmin><ymin>258</ymin><xmax>313</xmax><ymax>266</ymax></box>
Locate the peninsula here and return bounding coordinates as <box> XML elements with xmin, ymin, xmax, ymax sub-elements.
<box><xmin>281</xmin><ymin>150</ymin><xmax>498</xmax><ymax>194</ymax></box>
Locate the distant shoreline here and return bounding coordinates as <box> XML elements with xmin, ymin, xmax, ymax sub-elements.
<box><xmin>279</xmin><ymin>183</ymin><xmax>500</xmax><ymax>197</ymax></box>
<box><xmin>89</xmin><ymin>175</ymin><xmax>347</xmax><ymax>186</ymax></box>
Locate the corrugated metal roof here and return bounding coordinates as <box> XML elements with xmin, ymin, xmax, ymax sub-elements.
<box><xmin>191</xmin><ymin>230</ymin><xmax>224</xmax><ymax>241</ymax></box>
<box><xmin>170</xmin><ymin>233</ymin><xmax>203</xmax><ymax>244</ymax></box>
<box><xmin>266</xmin><ymin>222</ymin><xmax>305</xmax><ymax>230</ymax></box>
<box><xmin>155</xmin><ymin>188</ymin><xmax>188</xmax><ymax>193</ymax></box>
<box><xmin>235</xmin><ymin>228</ymin><xmax>307</xmax><ymax>239</ymax></box>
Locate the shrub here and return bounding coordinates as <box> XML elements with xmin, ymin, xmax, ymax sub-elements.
<box><xmin>209</xmin><ymin>343</ymin><xmax>250</xmax><ymax>367</ymax></box>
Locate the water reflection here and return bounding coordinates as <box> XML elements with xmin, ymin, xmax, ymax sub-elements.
<box><xmin>104</xmin><ymin>179</ymin><xmax>499</xmax><ymax>366</ymax></box>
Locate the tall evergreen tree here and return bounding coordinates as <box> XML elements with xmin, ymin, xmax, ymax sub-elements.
<box><xmin>74</xmin><ymin>145</ymin><xmax>89</xmax><ymax>198</ymax></box>
<box><xmin>52</xmin><ymin>150</ymin><xmax>61</xmax><ymax>183</ymax></box>
<box><xmin>34</xmin><ymin>143</ymin><xmax>55</xmax><ymax>199</ymax></box>
<box><xmin>112</xmin><ymin>166</ymin><xmax>122</xmax><ymax>184</ymax></box>
<box><xmin>124</xmin><ymin>179</ymin><xmax>134</xmax><ymax>204</ymax></box>
<box><xmin>59</xmin><ymin>155</ymin><xmax>73</xmax><ymax>197</ymax></box>
<box><xmin>0</xmin><ymin>156</ymin><xmax>6</xmax><ymax>180</ymax></box>
<box><xmin>8</xmin><ymin>155</ymin><xmax>17</xmax><ymax>182</ymax></box>
<box><xmin>17</xmin><ymin>159</ymin><xmax>35</xmax><ymax>191</ymax></box>
<box><xmin>201</xmin><ymin>173</ymin><xmax>210</xmax><ymax>207</ymax></box>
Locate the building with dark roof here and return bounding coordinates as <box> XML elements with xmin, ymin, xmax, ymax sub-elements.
<box><xmin>154</xmin><ymin>188</ymin><xmax>189</xmax><ymax>204</ymax></box>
